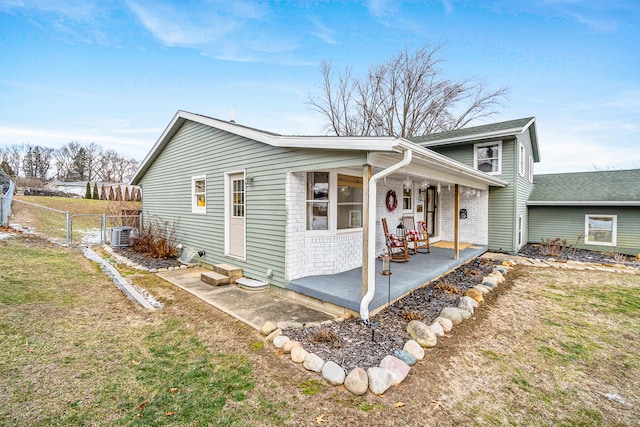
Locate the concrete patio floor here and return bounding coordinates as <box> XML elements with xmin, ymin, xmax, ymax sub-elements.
<box><xmin>156</xmin><ymin>268</ymin><xmax>335</xmax><ymax>330</ymax></box>
<box><xmin>288</xmin><ymin>244</ymin><xmax>488</xmax><ymax>314</ymax></box>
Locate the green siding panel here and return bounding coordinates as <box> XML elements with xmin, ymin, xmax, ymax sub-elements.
<box><xmin>139</xmin><ymin>121</ymin><xmax>367</xmax><ymax>288</ymax></box>
<box><xmin>529</xmin><ymin>206</ymin><xmax>640</xmax><ymax>255</ymax></box>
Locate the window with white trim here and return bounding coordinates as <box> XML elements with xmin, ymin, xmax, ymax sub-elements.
<box><xmin>337</xmin><ymin>174</ymin><xmax>363</xmax><ymax>229</ymax></box>
<box><xmin>192</xmin><ymin>175</ymin><xmax>206</xmax><ymax>213</ymax></box>
<box><xmin>474</xmin><ymin>141</ymin><xmax>502</xmax><ymax>175</ymax></box>
<box><xmin>518</xmin><ymin>142</ymin><xmax>526</xmax><ymax>176</ymax></box>
<box><xmin>517</xmin><ymin>215</ymin><xmax>523</xmax><ymax>247</ymax></box>
<box><xmin>585</xmin><ymin>214</ymin><xmax>617</xmax><ymax>246</ymax></box>
<box><xmin>307</xmin><ymin>172</ymin><xmax>329</xmax><ymax>230</ymax></box>
<box><xmin>402</xmin><ymin>186</ymin><xmax>412</xmax><ymax>211</ymax></box>
<box><xmin>528</xmin><ymin>156</ymin><xmax>534</xmax><ymax>182</ymax></box>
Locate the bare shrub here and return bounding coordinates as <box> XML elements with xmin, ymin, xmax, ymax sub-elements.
<box><xmin>539</xmin><ymin>238</ymin><xmax>568</xmax><ymax>257</ymax></box>
<box><xmin>401</xmin><ymin>310</ymin><xmax>425</xmax><ymax>321</ymax></box>
<box><xmin>133</xmin><ymin>216</ymin><xmax>179</xmax><ymax>259</ymax></box>
<box><xmin>605</xmin><ymin>250</ymin><xmax>628</xmax><ymax>264</ymax></box>
<box><xmin>434</xmin><ymin>282</ymin><xmax>459</xmax><ymax>294</ymax></box>
<box><xmin>310</xmin><ymin>329</ymin><xmax>340</xmax><ymax>348</ymax></box>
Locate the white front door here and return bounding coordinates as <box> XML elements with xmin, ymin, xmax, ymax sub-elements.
<box><xmin>227</xmin><ymin>173</ymin><xmax>245</xmax><ymax>259</ymax></box>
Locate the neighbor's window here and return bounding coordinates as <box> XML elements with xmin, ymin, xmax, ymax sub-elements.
<box><xmin>192</xmin><ymin>175</ymin><xmax>206</xmax><ymax>213</ymax></box>
<box><xmin>474</xmin><ymin>141</ymin><xmax>502</xmax><ymax>175</ymax></box>
<box><xmin>585</xmin><ymin>214</ymin><xmax>617</xmax><ymax>246</ymax></box>
<box><xmin>518</xmin><ymin>142</ymin><xmax>526</xmax><ymax>176</ymax></box>
<box><xmin>337</xmin><ymin>174</ymin><xmax>363</xmax><ymax>229</ymax></box>
<box><xmin>307</xmin><ymin>172</ymin><xmax>329</xmax><ymax>230</ymax></box>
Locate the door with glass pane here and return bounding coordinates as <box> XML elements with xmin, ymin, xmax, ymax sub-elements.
<box><xmin>228</xmin><ymin>173</ymin><xmax>245</xmax><ymax>258</ymax></box>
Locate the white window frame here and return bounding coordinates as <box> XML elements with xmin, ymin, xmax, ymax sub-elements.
<box><xmin>518</xmin><ymin>142</ymin><xmax>526</xmax><ymax>176</ymax></box>
<box><xmin>517</xmin><ymin>215</ymin><xmax>523</xmax><ymax>247</ymax></box>
<box><xmin>473</xmin><ymin>141</ymin><xmax>502</xmax><ymax>175</ymax></box>
<box><xmin>191</xmin><ymin>175</ymin><xmax>206</xmax><ymax>214</ymax></box>
<box><xmin>584</xmin><ymin>214</ymin><xmax>617</xmax><ymax>247</ymax></box>
<box><xmin>305</xmin><ymin>170</ymin><xmax>364</xmax><ymax>235</ymax></box>
<box><xmin>528</xmin><ymin>156</ymin><xmax>534</xmax><ymax>183</ymax></box>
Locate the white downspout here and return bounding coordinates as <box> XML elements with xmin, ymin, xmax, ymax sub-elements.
<box><xmin>360</xmin><ymin>148</ymin><xmax>412</xmax><ymax>321</ymax></box>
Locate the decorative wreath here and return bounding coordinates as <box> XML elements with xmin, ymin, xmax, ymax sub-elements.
<box><xmin>385</xmin><ymin>190</ymin><xmax>398</xmax><ymax>212</ymax></box>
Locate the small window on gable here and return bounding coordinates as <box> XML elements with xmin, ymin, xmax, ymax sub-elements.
<box><xmin>192</xmin><ymin>175</ymin><xmax>206</xmax><ymax>213</ymax></box>
<box><xmin>518</xmin><ymin>142</ymin><xmax>526</xmax><ymax>176</ymax></box>
<box><xmin>585</xmin><ymin>214</ymin><xmax>617</xmax><ymax>246</ymax></box>
<box><xmin>528</xmin><ymin>156</ymin><xmax>534</xmax><ymax>182</ymax></box>
<box><xmin>474</xmin><ymin>141</ymin><xmax>502</xmax><ymax>175</ymax></box>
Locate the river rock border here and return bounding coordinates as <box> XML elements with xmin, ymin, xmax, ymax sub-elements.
<box><xmin>261</xmin><ymin>263</ymin><xmax>514</xmax><ymax>396</ymax></box>
<box><xmin>262</xmin><ymin>255</ymin><xmax>638</xmax><ymax>396</ymax></box>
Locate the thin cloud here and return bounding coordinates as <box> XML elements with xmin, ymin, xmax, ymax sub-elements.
<box><xmin>309</xmin><ymin>17</ymin><xmax>338</xmax><ymax>45</ymax></box>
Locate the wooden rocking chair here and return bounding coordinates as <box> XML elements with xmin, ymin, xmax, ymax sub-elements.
<box><xmin>402</xmin><ymin>215</ymin><xmax>431</xmax><ymax>254</ymax></box>
<box><xmin>382</xmin><ymin>218</ymin><xmax>409</xmax><ymax>262</ymax></box>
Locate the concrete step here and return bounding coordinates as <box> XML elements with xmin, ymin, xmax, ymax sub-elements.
<box><xmin>213</xmin><ymin>264</ymin><xmax>242</xmax><ymax>283</ymax></box>
<box><xmin>201</xmin><ymin>271</ymin><xmax>230</xmax><ymax>286</ymax></box>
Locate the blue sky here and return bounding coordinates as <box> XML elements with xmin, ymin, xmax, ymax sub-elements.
<box><xmin>0</xmin><ymin>0</ymin><xmax>638</xmax><ymax>174</ymax></box>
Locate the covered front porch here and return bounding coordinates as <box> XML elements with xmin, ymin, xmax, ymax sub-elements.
<box><xmin>287</xmin><ymin>243</ymin><xmax>487</xmax><ymax>315</ymax></box>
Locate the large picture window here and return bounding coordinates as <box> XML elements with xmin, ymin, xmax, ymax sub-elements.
<box><xmin>585</xmin><ymin>214</ymin><xmax>617</xmax><ymax>246</ymax></box>
<box><xmin>474</xmin><ymin>141</ymin><xmax>502</xmax><ymax>175</ymax></box>
<box><xmin>192</xmin><ymin>175</ymin><xmax>206</xmax><ymax>213</ymax></box>
<box><xmin>307</xmin><ymin>172</ymin><xmax>329</xmax><ymax>230</ymax></box>
<box><xmin>337</xmin><ymin>174</ymin><xmax>363</xmax><ymax>229</ymax></box>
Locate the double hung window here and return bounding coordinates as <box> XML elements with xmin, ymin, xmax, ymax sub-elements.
<box><xmin>474</xmin><ymin>141</ymin><xmax>502</xmax><ymax>175</ymax></box>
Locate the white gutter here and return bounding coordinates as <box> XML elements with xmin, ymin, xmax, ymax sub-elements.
<box><xmin>360</xmin><ymin>148</ymin><xmax>413</xmax><ymax>321</ymax></box>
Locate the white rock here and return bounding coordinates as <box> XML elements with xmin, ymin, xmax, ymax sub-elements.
<box><xmin>290</xmin><ymin>346</ymin><xmax>308</xmax><ymax>363</ymax></box>
<box><xmin>261</xmin><ymin>321</ymin><xmax>277</xmax><ymax>336</ymax></box>
<box><xmin>367</xmin><ymin>367</ymin><xmax>396</xmax><ymax>395</ymax></box>
<box><xmin>430</xmin><ymin>321</ymin><xmax>445</xmax><ymax>336</ymax></box>
<box><xmin>303</xmin><ymin>353</ymin><xmax>325</xmax><ymax>372</ymax></box>
<box><xmin>344</xmin><ymin>368</ymin><xmax>368</xmax><ymax>395</ymax></box>
<box><xmin>322</xmin><ymin>361</ymin><xmax>346</xmax><ymax>386</ymax></box>
<box><xmin>403</xmin><ymin>339</ymin><xmax>425</xmax><ymax>360</ymax></box>
<box><xmin>439</xmin><ymin>307</ymin><xmax>463</xmax><ymax>325</ymax></box>
<box><xmin>434</xmin><ymin>316</ymin><xmax>453</xmax><ymax>332</ymax></box>
<box><xmin>272</xmin><ymin>335</ymin><xmax>289</xmax><ymax>349</ymax></box>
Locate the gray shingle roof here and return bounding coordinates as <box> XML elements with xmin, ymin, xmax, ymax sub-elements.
<box><xmin>529</xmin><ymin>169</ymin><xmax>640</xmax><ymax>205</ymax></box>
<box><xmin>410</xmin><ymin>117</ymin><xmax>535</xmax><ymax>144</ymax></box>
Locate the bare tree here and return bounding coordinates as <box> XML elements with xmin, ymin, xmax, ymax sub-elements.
<box><xmin>308</xmin><ymin>43</ymin><xmax>509</xmax><ymax>138</ymax></box>
<box><xmin>5</xmin><ymin>145</ymin><xmax>23</xmax><ymax>177</ymax></box>
<box><xmin>22</xmin><ymin>145</ymin><xmax>54</xmax><ymax>179</ymax></box>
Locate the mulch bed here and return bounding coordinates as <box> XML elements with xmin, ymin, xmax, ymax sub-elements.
<box><xmin>284</xmin><ymin>257</ymin><xmax>499</xmax><ymax>371</ymax></box>
<box><xmin>110</xmin><ymin>246</ymin><xmax>182</xmax><ymax>270</ymax></box>
<box><xmin>517</xmin><ymin>243</ymin><xmax>640</xmax><ymax>267</ymax></box>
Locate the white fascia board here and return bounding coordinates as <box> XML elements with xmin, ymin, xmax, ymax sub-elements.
<box><xmin>420</xmin><ymin>119</ymin><xmax>534</xmax><ymax>147</ymax></box>
<box><xmin>528</xmin><ymin>201</ymin><xmax>640</xmax><ymax>206</ymax></box>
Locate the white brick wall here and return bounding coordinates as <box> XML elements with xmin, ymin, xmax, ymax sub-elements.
<box><xmin>438</xmin><ymin>187</ymin><xmax>488</xmax><ymax>244</ymax></box>
<box><xmin>285</xmin><ymin>172</ymin><xmax>363</xmax><ymax>281</ymax></box>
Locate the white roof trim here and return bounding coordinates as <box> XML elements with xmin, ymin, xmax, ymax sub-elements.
<box><xmin>420</xmin><ymin>118</ymin><xmax>536</xmax><ymax>147</ymax></box>
<box><xmin>528</xmin><ymin>201</ymin><xmax>640</xmax><ymax>206</ymax></box>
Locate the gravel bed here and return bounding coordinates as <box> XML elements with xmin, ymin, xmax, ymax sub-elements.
<box><xmin>109</xmin><ymin>246</ymin><xmax>182</xmax><ymax>270</ymax></box>
<box><xmin>517</xmin><ymin>243</ymin><xmax>640</xmax><ymax>268</ymax></box>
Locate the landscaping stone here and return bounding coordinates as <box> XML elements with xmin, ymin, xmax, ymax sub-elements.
<box><xmin>367</xmin><ymin>367</ymin><xmax>396</xmax><ymax>395</ymax></box>
<box><xmin>430</xmin><ymin>321</ymin><xmax>445</xmax><ymax>336</ymax></box>
<box><xmin>434</xmin><ymin>316</ymin><xmax>453</xmax><ymax>332</ymax></box>
<box><xmin>322</xmin><ymin>361</ymin><xmax>346</xmax><ymax>386</ymax></box>
<box><xmin>379</xmin><ymin>355</ymin><xmax>411</xmax><ymax>385</ymax></box>
<box><xmin>465</xmin><ymin>288</ymin><xmax>484</xmax><ymax>304</ymax></box>
<box><xmin>393</xmin><ymin>349</ymin><xmax>417</xmax><ymax>366</ymax></box>
<box><xmin>473</xmin><ymin>284</ymin><xmax>490</xmax><ymax>294</ymax></box>
<box><xmin>282</xmin><ymin>340</ymin><xmax>301</xmax><ymax>354</ymax></box>
<box><xmin>407</xmin><ymin>320</ymin><xmax>437</xmax><ymax>348</ymax></box>
<box><xmin>459</xmin><ymin>296</ymin><xmax>479</xmax><ymax>314</ymax></box>
<box><xmin>303</xmin><ymin>353</ymin><xmax>325</xmax><ymax>372</ymax></box>
<box><xmin>273</xmin><ymin>335</ymin><xmax>290</xmax><ymax>349</ymax></box>
<box><xmin>261</xmin><ymin>321</ymin><xmax>277</xmax><ymax>336</ymax></box>
<box><xmin>403</xmin><ymin>340</ymin><xmax>425</xmax><ymax>360</ymax></box>
<box><xmin>344</xmin><ymin>368</ymin><xmax>368</xmax><ymax>396</ymax></box>
<box><xmin>494</xmin><ymin>265</ymin><xmax>508</xmax><ymax>274</ymax></box>
<box><xmin>265</xmin><ymin>328</ymin><xmax>282</xmax><ymax>342</ymax></box>
<box><xmin>481</xmin><ymin>280</ymin><xmax>496</xmax><ymax>289</ymax></box>
<box><xmin>290</xmin><ymin>346</ymin><xmax>308</xmax><ymax>363</ymax></box>
<box><xmin>276</xmin><ymin>321</ymin><xmax>289</xmax><ymax>330</ymax></box>
<box><xmin>439</xmin><ymin>307</ymin><xmax>463</xmax><ymax>325</ymax></box>
<box><xmin>458</xmin><ymin>308</ymin><xmax>472</xmax><ymax>320</ymax></box>
<box><xmin>289</xmin><ymin>322</ymin><xmax>303</xmax><ymax>329</ymax></box>
<box><xmin>482</xmin><ymin>276</ymin><xmax>499</xmax><ymax>288</ymax></box>
<box><xmin>304</xmin><ymin>322</ymin><xmax>321</xmax><ymax>329</ymax></box>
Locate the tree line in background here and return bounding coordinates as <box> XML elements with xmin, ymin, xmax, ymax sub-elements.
<box><xmin>0</xmin><ymin>141</ymin><xmax>138</xmax><ymax>182</ymax></box>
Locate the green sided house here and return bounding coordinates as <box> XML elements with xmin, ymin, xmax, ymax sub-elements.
<box><xmin>131</xmin><ymin>110</ymin><xmax>511</xmax><ymax>318</ymax></box>
<box><xmin>410</xmin><ymin>117</ymin><xmax>540</xmax><ymax>253</ymax></box>
<box><xmin>528</xmin><ymin>169</ymin><xmax>640</xmax><ymax>255</ymax></box>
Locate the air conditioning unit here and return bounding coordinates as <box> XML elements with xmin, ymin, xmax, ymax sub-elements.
<box><xmin>110</xmin><ymin>226</ymin><xmax>136</xmax><ymax>248</ymax></box>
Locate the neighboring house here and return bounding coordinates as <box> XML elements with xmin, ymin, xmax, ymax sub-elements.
<box><xmin>528</xmin><ymin>169</ymin><xmax>640</xmax><ymax>255</ymax></box>
<box><xmin>131</xmin><ymin>111</ymin><xmax>508</xmax><ymax>316</ymax></box>
<box><xmin>410</xmin><ymin>117</ymin><xmax>540</xmax><ymax>253</ymax></box>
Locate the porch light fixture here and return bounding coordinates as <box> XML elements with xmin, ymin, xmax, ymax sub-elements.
<box><xmin>381</xmin><ymin>254</ymin><xmax>391</xmax><ymax>276</ymax></box>
<box><xmin>396</xmin><ymin>222</ymin><xmax>405</xmax><ymax>239</ymax></box>
<box><xmin>245</xmin><ymin>176</ymin><xmax>254</xmax><ymax>186</ymax></box>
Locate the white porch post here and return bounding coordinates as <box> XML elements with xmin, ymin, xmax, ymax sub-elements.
<box><xmin>361</xmin><ymin>165</ymin><xmax>371</xmax><ymax>298</ymax></box>
<box><xmin>360</xmin><ymin>149</ymin><xmax>412</xmax><ymax>321</ymax></box>
<box><xmin>454</xmin><ymin>184</ymin><xmax>460</xmax><ymax>260</ymax></box>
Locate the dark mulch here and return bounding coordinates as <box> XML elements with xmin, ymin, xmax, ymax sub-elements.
<box><xmin>517</xmin><ymin>243</ymin><xmax>640</xmax><ymax>267</ymax></box>
<box><xmin>284</xmin><ymin>257</ymin><xmax>499</xmax><ymax>371</ymax></box>
<box><xmin>110</xmin><ymin>246</ymin><xmax>182</xmax><ymax>270</ymax></box>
